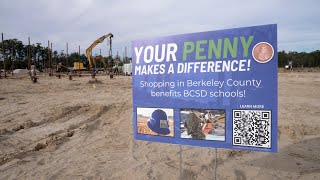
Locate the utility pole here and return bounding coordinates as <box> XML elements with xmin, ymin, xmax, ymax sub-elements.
<box><xmin>29</xmin><ymin>41</ymin><xmax>37</xmax><ymax>83</ymax></box>
<box><xmin>11</xmin><ymin>41</ymin><xmax>14</xmax><ymax>76</ymax></box>
<box><xmin>109</xmin><ymin>36</ymin><xmax>112</xmax><ymax>68</ymax></box>
<box><xmin>32</xmin><ymin>45</ymin><xmax>35</xmax><ymax>75</ymax></box>
<box><xmin>28</xmin><ymin>37</ymin><xmax>31</xmax><ymax>71</ymax></box>
<box><xmin>47</xmin><ymin>40</ymin><xmax>50</xmax><ymax>75</ymax></box>
<box><xmin>78</xmin><ymin>45</ymin><xmax>80</xmax><ymax>72</ymax></box>
<box><xmin>125</xmin><ymin>46</ymin><xmax>127</xmax><ymax>63</ymax></box>
<box><xmin>100</xmin><ymin>49</ymin><xmax>102</xmax><ymax>71</ymax></box>
<box><xmin>1</xmin><ymin>33</ymin><xmax>6</xmax><ymax>78</ymax></box>
<box><xmin>52</xmin><ymin>43</ymin><xmax>57</xmax><ymax>74</ymax></box>
<box><xmin>66</xmin><ymin>43</ymin><xmax>68</xmax><ymax>74</ymax></box>
<box><xmin>51</xmin><ymin>43</ymin><xmax>53</xmax><ymax>75</ymax></box>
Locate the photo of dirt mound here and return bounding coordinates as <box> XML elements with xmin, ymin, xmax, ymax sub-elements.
<box><xmin>0</xmin><ymin>71</ymin><xmax>320</xmax><ymax>179</ymax></box>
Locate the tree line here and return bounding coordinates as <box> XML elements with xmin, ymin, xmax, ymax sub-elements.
<box><xmin>0</xmin><ymin>38</ymin><xmax>132</xmax><ymax>70</ymax></box>
<box><xmin>278</xmin><ymin>50</ymin><xmax>320</xmax><ymax>68</ymax></box>
<box><xmin>1</xmin><ymin>38</ymin><xmax>319</xmax><ymax>70</ymax></box>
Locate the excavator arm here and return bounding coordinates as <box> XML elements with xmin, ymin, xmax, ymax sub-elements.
<box><xmin>85</xmin><ymin>33</ymin><xmax>113</xmax><ymax>69</ymax></box>
<box><xmin>92</xmin><ymin>55</ymin><xmax>107</xmax><ymax>69</ymax></box>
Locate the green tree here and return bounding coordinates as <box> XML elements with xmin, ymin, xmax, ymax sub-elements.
<box><xmin>278</xmin><ymin>51</ymin><xmax>287</xmax><ymax>67</ymax></box>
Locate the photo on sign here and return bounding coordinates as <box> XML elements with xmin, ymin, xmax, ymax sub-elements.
<box><xmin>137</xmin><ymin>107</ymin><xmax>174</xmax><ymax>137</ymax></box>
<box><xmin>180</xmin><ymin>109</ymin><xmax>225</xmax><ymax>141</ymax></box>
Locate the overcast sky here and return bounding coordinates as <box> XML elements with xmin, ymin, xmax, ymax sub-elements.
<box><xmin>0</xmin><ymin>0</ymin><xmax>319</xmax><ymax>57</ymax></box>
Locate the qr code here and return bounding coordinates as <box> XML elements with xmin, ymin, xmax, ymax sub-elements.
<box><xmin>233</xmin><ymin>110</ymin><xmax>271</xmax><ymax>148</ymax></box>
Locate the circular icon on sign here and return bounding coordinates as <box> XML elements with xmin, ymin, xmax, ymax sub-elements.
<box><xmin>252</xmin><ymin>42</ymin><xmax>274</xmax><ymax>63</ymax></box>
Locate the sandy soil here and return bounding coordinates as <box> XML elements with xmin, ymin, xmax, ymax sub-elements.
<box><xmin>0</xmin><ymin>71</ymin><xmax>319</xmax><ymax>180</ymax></box>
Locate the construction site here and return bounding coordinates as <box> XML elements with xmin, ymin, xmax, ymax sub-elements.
<box><xmin>0</xmin><ymin>0</ymin><xmax>319</xmax><ymax>178</ymax></box>
<box><xmin>0</xmin><ymin>14</ymin><xmax>320</xmax><ymax>180</ymax></box>
<box><xmin>0</xmin><ymin>64</ymin><xmax>319</xmax><ymax>179</ymax></box>
<box><xmin>0</xmin><ymin>33</ymin><xmax>132</xmax><ymax>82</ymax></box>
<box><xmin>0</xmin><ymin>21</ymin><xmax>319</xmax><ymax>179</ymax></box>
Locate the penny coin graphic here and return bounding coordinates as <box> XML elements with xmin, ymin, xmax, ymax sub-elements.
<box><xmin>252</xmin><ymin>42</ymin><xmax>274</xmax><ymax>63</ymax></box>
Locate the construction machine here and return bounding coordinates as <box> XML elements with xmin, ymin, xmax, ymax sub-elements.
<box><xmin>56</xmin><ymin>63</ymin><xmax>69</xmax><ymax>73</ymax></box>
<box><xmin>85</xmin><ymin>33</ymin><xmax>113</xmax><ymax>70</ymax></box>
<box><xmin>73</xmin><ymin>62</ymin><xmax>86</xmax><ymax>71</ymax></box>
<box><xmin>92</xmin><ymin>55</ymin><xmax>107</xmax><ymax>70</ymax></box>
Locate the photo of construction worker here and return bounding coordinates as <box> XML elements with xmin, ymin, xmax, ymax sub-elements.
<box><xmin>137</xmin><ymin>108</ymin><xmax>174</xmax><ymax>137</ymax></box>
<box><xmin>180</xmin><ymin>109</ymin><xmax>225</xmax><ymax>141</ymax></box>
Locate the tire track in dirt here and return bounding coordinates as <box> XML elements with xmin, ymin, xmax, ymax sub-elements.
<box><xmin>69</xmin><ymin>105</ymin><xmax>110</xmax><ymax>132</ymax></box>
<box><xmin>278</xmin><ymin>124</ymin><xmax>320</xmax><ymax>141</ymax></box>
<box><xmin>0</xmin><ymin>130</ymin><xmax>75</xmax><ymax>166</ymax></box>
<box><xmin>0</xmin><ymin>103</ymin><xmax>113</xmax><ymax>167</ymax></box>
<box><xmin>0</xmin><ymin>89</ymin><xmax>85</xmax><ymax>134</ymax></box>
<box><xmin>0</xmin><ymin>105</ymin><xmax>83</xmax><ymax>135</ymax></box>
<box><xmin>0</xmin><ymin>76</ymin><xmax>137</xmax><ymax>178</ymax></box>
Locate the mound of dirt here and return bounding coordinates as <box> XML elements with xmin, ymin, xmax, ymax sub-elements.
<box><xmin>87</xmin><ymin>79</ymin><xmax>103</xmax><ymax>84</ymax></box>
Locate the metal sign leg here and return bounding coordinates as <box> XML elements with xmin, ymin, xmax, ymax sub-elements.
<box><xmin>215</xmin><ymin>148</ymin><xmax>218</xmax><ymax>180</ymax></box>
<box><xmin>179</xmin><ymin>145</ymin><xmax>183</xmax><ymax>180</ymax></box>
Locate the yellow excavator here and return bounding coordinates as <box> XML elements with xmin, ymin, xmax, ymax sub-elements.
<box><xmin>85</xmin><ymin>33</ymin><xmax>113</xmax><ymax>70</ymax></box>
<box><xmin>91</xmin><ymin>55</ymin><xmax>106</xmax><ymax>69</ymax></box>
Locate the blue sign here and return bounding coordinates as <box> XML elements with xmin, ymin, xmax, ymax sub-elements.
<box><xmin>132</xmin><ymin>24</ymin><xmax>277</xmax><ymax>152</ymax></box>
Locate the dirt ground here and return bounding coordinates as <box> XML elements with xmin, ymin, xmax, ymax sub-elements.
<box><xmin>0</xmin><ymin>71</ymin><xmax>319</xmax><ymax>180</ymax></box>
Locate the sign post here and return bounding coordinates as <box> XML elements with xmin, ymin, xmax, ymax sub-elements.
<box><xmin>132</xmin><ymin>24</ymin><xmax>278</xmax><ymax>153</ymax></box>
<box><xmin>179</xmin><ymin>145</ymin><xmax>182</xmax><ymax>180</ymax></box>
